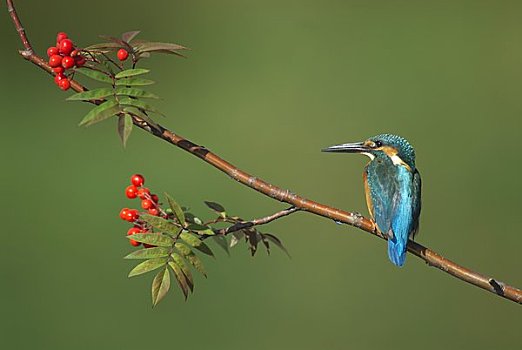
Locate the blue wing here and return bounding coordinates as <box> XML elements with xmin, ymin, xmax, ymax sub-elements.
<box><xmin>366</xmin><ymin>157</ymin><xmax>416</xmax><ymax>266</ymax></box>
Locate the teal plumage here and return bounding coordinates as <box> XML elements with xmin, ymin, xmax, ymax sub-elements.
<box><xmin>322</xmin><ymin>134</ymin><xmax>422</xmax><ymax>267</ymax></box>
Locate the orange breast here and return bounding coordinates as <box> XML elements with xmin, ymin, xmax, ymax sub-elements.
<box><xmin>363</xmin><ymin>167</ymin><xmax>374</xmax><ymax>219</ymax></box>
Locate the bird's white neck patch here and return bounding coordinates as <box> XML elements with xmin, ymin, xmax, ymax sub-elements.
<box><xmin>362</xmin><ymin>152</ymin><xmax>375</xmax><ymax>160</ymax></box>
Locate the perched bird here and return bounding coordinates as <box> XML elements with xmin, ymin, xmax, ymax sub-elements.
<box><xmin>322</xmin><ymin>134</ymin><xmax>421</xmax><ymax>266</ymax></box>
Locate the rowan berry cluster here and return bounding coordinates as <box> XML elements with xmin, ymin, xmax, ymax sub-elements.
<box><xmin>47</xmin><ymin>32</ymin><xmax>86</xmax><ymax>91</ymax></box>
<box><xmin>119</xmin><ymin>174</ymin><xmax>163</xmax><ymax>247</ymax></box>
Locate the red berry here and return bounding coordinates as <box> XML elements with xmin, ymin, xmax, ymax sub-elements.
<box><xmin>127</xmin><ymin>227</ymin><xmax>141</xmax><ymax>247</ymax></box>
<box><xmin>120</xmin><ymin>208</ymin><xmax>130</xmax><ymax>220</ymax></box>
<box><xmin>148</xmin><ymin>208</ymin><xmax>160</xmax><ymax>216</ymax></box>
<box><xmin>48</xmin><ymin>54</ymin><xmax>63</xmax><ymax>68</ymax></box>
<box><xmin>54</xmin><ymin>73</ymin><xmax>66</xmax><ymax>85</ymax></box>
<box><xmin>125</xmin><ymin>185</ymin><xmax>138</xmax><ymax>199</ymax></box>
<box><xmin>127</xmin><ymin>209</ymin><xmax>139</xmax><ymax>222</ymax></box>
<box><xmin>56</xmin><ymin>32</ymin><xmax>68</xmax><ymax>44</ymax></box>
<box><xmin>130</xmin><ymin>174</ymin><xmax>145</xmax><ymax>187</ymax></box>
<box><xmin>62</xmin><ymin>56</ymin><xmax>75</xmax><ymax>69</ymax></box>
<box><xmin>117</xmin><ymin>48</ymin><xmax>129</xmax><ymax>61</ymax></box>
<box><xmin>151</xmin><ymin>194</ymin><xmax>159</xmax><ymax>203</ymax></box>
<box><xmin>70</xmin><ymin>49</ymin><xmax>79</xmax><ymax>57</ymax></box>
<box><xmin>53</xmin><ymin>66</ymin><xmax>64</xmax><ymax>74</ymax></box>
<box><xmin>47</xmin><ymin>46</ymin><xmax>59</xmax><ymax>57</ymax></box>
<box><xmin>59</xmin><ymin>39</ymin><xmax>74</xmax><ymax>55</ymax></box>
<box><xmin>75</xmin><ymin>55</ymin><xmax>86</xmax><ymax>67</ymax></box>
<box><xmin>137</xmin><ymin>188</ymin><xmax>150</xmax><ymax>200</ymax></box>
<box><xmin>58</xmin><ymin>78</ymin><xmax>71</xmax><ymax>91</ymax></box>
<box><xmin>141</xmin><ymin>199</ymin><xmax>153</xmax><ymax>210</ymax></box>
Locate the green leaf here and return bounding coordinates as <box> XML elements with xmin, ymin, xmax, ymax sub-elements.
<box><xmin>212</xmin><ymin>236</ymin><xmax>230</xmax><ymax>256</ymax></box>
<box><xmin>118</xmin><ymin>97</ymin><xmax>165</xmax><ymax>117</ymax></box>
<box><xmin>115</xmin><ymin>78</ymin><xmax>155</xmax><ymax>86</ymax></box>
<box><xmin>168</xmin><ymin>261</ymin><xmax>190</xmax><ymax>299</ymax></box>
<box><xmin>230</xmin><ymin>231</ymin><xmax>244</xmax><ymax>248</ymax></box>
<box><xmin>165</xmin><ymin>193</ymin><xmax>185</xmax><ymax>226</ymax></box>
<box><xmin>133</xmin><ymin>41</ymin><xmax>188</xmax><ymax>52</ymax></box>
<box><xmin>124</xmin><ymin>246</ymin><xmax>170</xmax><ymax>259</ymax></box>
<box><xmin>204</xmin><ymin>201</ymin><xmax>227</xmax><ymax>218</ymax></box>
<box><xmin>78</xmin><ymin>100</ymin><xmax>121</xmax><ymax>127</ymax></box>
<box><xmin>115</xmin><ymin>68</ymin><xmax>150</xmax><ymax>79</ymax></box>
<box><xmin>122</xmin><ymin>30</ymin><xmax>141</xmax><ymax>43</ymax></box>
<box><xmin>151</xmin><ymin>267</ymin><xmax>170</xmax><ymax>307</ymax></box>
<box><xmin>139</xmin><ymin>214</ymin><xmax>180</xmax><ymax>236</ymax></box>
<box><xmin>263</xmin><ymin>233</ymin><xmax>291</xmax><ymax>258</ymax></box>
<box><xmin>171</xmin><ymin>252</ymin><xmax>194</xmax><ymax>292</ymax></box>
<box><xmin>117</xmin><ymin>114</ymin><xmax>133</xmax><ymax>147</ymax></box>
<box><xmin>67</xmin><ymin>88</ymin><xmax>114</xmax><ymax>101</ymax></box>
<box><xmin>180</xmin><ymin>232</ymin><xmax>214</xmax><ymax>257</ymax></box>
<box><xmin>75</xmin><ymin>68</ymin><xmax>113</xmax><ymax>83</ymax></box>
<box><xmin>186</xmin><ymin>223</ymin><xmax>214</xmax><ymax>236</ymax></box>
<box><xmin>84</xmin><ymin>42</ymin><xmax>122</xmax><ymax>51</ymax></box>
<box><xmin>185</xmin><ymin>212</ymin><xmax>203</xmax><ymax>225</ymax></box>
<box><xmin>175</xmin><ymin>242</ymin><xmax>206</xmax><ymax>277</ymax></box>
<box><xmin>126</xmin><ymin>232</ymin><xmax>175</xmax><ymax>247</ymax></box>
<box><xmin>121</xmin><ymin>106</ymin><xmax>160</xmax><ymax>131</ymax></box>
<box><xmin>128</xmin><ymin>257</ymin><xmax>168</xmax><ymax>277</ymax></box>
<box><xmin>115</xmin><ymin>87</ymin><xmax>159</xmax><ymax>99</ymax></box>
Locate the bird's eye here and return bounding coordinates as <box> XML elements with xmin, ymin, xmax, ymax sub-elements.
<box><xmin>374</xmin><ymin>141</ymin><xmax>383</xmax><ymax>148</ymax></box>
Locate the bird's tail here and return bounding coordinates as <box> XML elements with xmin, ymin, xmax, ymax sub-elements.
<box><xmin>387</xmin><ymin>238</ymin><xmax>407</xmax><ymax>267</ymax></box>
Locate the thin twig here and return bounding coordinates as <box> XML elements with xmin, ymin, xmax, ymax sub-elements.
<box><xmin>6</xmin><ymin>0</ymin><xmax>521</xmax><ymax>305</ymax></box>
<box><xmin>215</xmin><ymin>207</ymin><xmax>299</xmax><ymax>236</ymax></box>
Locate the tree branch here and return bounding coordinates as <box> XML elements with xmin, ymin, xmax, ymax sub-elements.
<box><xmin>6</xmin><ymin>0</ymin><xmax>521</xmax><ymax>305</ymax></box>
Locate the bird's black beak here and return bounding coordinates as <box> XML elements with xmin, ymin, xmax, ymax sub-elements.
<box><xmin>321</xmin><ymin>141</ymin><xmax>368</xmax><ymax>153</ymax></box>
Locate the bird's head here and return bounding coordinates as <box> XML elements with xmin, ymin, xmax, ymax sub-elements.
<box><xmin>322</xmin><ymin>133</ymin><xmax>416</xmax><ymax>170</ymax></box>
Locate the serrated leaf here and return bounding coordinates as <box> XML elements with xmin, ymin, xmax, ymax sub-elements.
<box><xmin>175</xmin><ymin>242</ymin><xmax>206</xmax><ymax>277</ymax></box>
<box><xmin>212</xmin><ymin>236</ymin><xmax>230</xmax><ymax>256</ymax></box>
<box><xmin>118</xmin><ymin>97</ymin><xmax>165</xmax><ymax>117</ymax></box>
<box><xmin>115</xmin><ymin>87</ymin><xmax>159</xmax><ymax>99</ymax></box>
<box><xmin>78</xmin><ymin>100</ymin><xmax>121</xmax><ymax>127</ymax></box>
<box><xmin>133</xmin><ymin>41</ymin><xmax>188</xmax><ymax>52</ymax></box>
<box><xmin>168</xmin><ymin>261</ymin><xmax>189</xmax><ymax>299</ymax></box>
<box><xmin>230</xmin><ymin>231</ymin><xmax>244</xmax><ymax>248</ymax></box>
<box><xmin>115</xmin><ymin>78</ymin><xmax>155</xmax><ymax>86</ymax></box>
<box><xmin>180</xmin><ymin>232</ymin><xmax>214</xmax><ymax>257</ymax></box>
<box><xmin>164</xmin><ymin>193</ymin><xmax>185</xmax><ymax>226</ymax></box>
<box><xmin>204</xmin><ymin>201</ymin><xmax>227</xmax><ymax>218</ymax></box>
<box><xmin>124</xmin><ymin>246</ymin><xmax>170</xmax><ymax>259</ymax></box>
<box><xmin>126</xmin><ymin>232</ymin><xmax>175</xmax><ymax>247</ymax></box>
<box><xmin>151</xmin><ymin>267</ymin><xmax>170</xmax><ymax>307</ymax></box>
<box><xmin>117</xmin><ymin>114</ymin><xmax>133</xmax><ymax>147</ymax></box>
<box><xmin>75</xmin><ymin>68</ymin><xmax>113</xmax><ymax>83</ymax></box>
<box><xmin>171</xmin><ymin>252</ymin><xmax>194</xmax><ymax>292</ymax></box>
<box><xmin>122</xmin><ymin>30</ymin><xmax>141</xmax><ymax>43</ymax></box>
<box><xmin>115</xmin><ymin>68</ymin><xmax>150</xmax><ymax>79</ymax></box>
<box><xmin>121</xmin><ymin>106</ymin><xmax>160</xmax><ymax>131</ymax></box>
<box><xmin>128</xmin><ymin>257</ymin><xmax>168</xmax><ymax>277</ymax></box>
<box><xmin>139</xmin><ymin>214</ymin><xmax>180</xmax><ymax>236</ymax></box>
<box><xmin>186</xmin><ymin>223</ymin><xmax>214</xmax><ymax>236</ymax></box>
<box><xmin>263</xmin><ymin>233</ymin><xmax>291</xmax><ymax>258</ymax></box>
<box><xmin>67</xmin><ymin>88</ymin><xmax>114</xmax><ymax>101</ymax></box>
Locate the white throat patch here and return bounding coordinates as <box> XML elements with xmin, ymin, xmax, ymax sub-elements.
<box><xmin>362</xmin><ymin>152</ymin><xmax>375</xmax><ymax>160</ymax></box>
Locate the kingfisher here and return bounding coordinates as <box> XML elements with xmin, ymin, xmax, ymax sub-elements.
<box><xmin>322</xmin><ymin>134</ymin><xmax>421</xmax><ymax>267</ymax></box>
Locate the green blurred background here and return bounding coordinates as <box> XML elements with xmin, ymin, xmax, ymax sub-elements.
<box><xmin>1</xmin><ymin>0</ymin><xmax>521</xmax><ymax>349</ymax></box>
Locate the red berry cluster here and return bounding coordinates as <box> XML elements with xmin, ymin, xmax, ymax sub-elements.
<box><xmin>47</xmin><ymin>32</ymin><xmax>86</xmax><ymax>91</ymax></box>
<box><xmin>120</xmin><ymin>174</ymin><xmax>163</xmax><ymax>247</ymax></box>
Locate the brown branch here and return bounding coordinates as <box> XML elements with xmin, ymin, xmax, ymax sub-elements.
<box><xmin>215</xmin><ymin>207</ymin><xmax>299</xmax><ymax>236</ymax></box>
<box><xmin>6</xmin><ymin>0</ymin><xmax>521</xmax><ymax>305</ymax></box>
